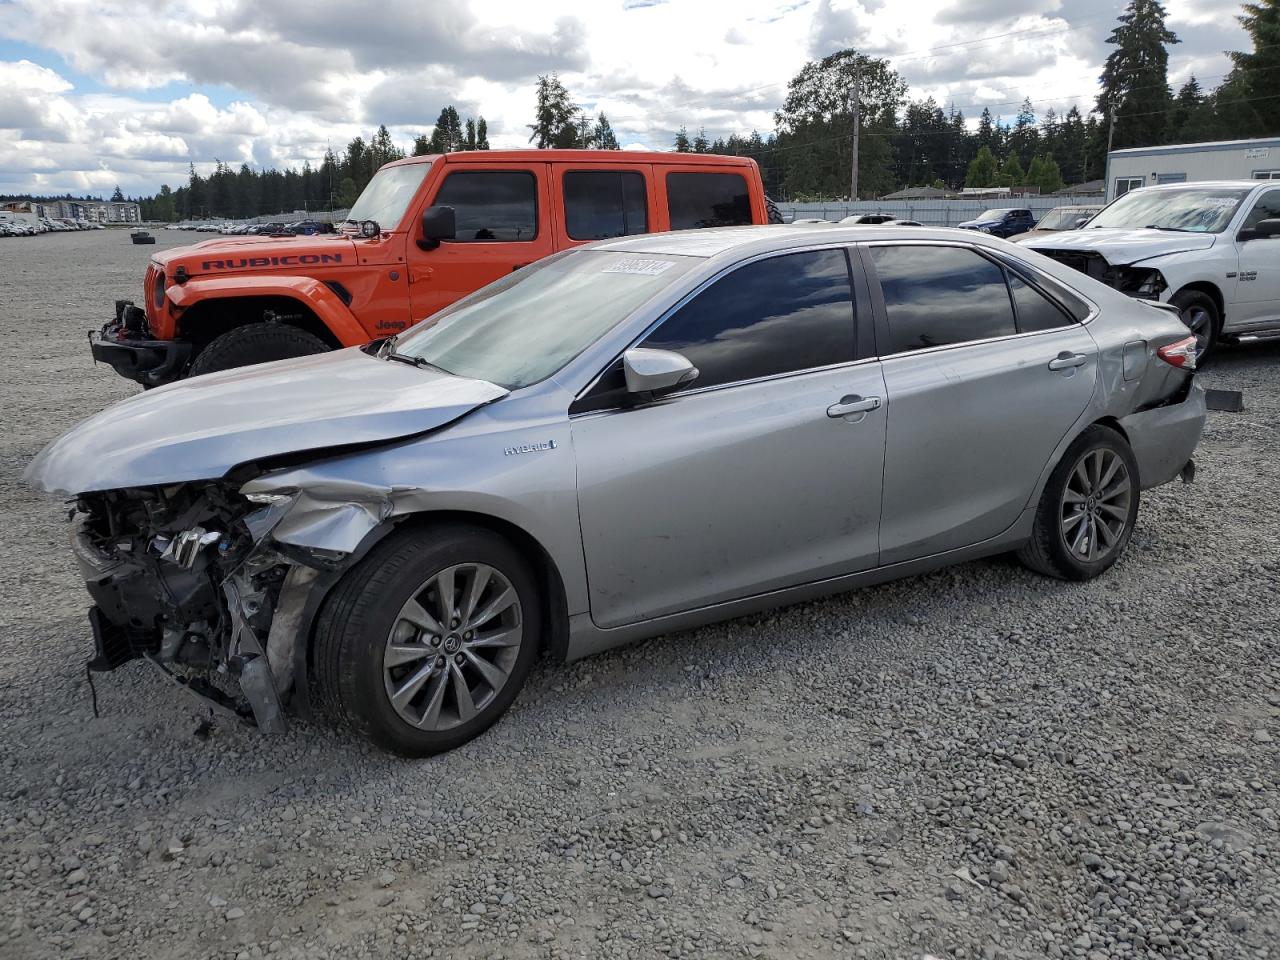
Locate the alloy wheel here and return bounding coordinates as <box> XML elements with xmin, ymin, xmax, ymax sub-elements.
<box><xmin>1181</xmin><ymin>305</ymin><xmax>1213</xmax><ymax>361</ymax></box>
<box><xmin>382</xmin><ymin>563</ymin><xmax>523</xmax><ymax>731</ymax></box>
<box><xmin>1059</xmin><ymin>448</ymin><xmax>1132</xmax><ymax>563</ymax></box>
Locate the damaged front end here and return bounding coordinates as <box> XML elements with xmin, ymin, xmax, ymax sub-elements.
<box><xmin>1037</xmin><ymin>249</ymin><xmax>1168</xmax><ymax>300</ymax></box>
<box><xmin>74</xmin><ymin>480</ymin><xmax>340</xmax><ymax>733</ymax></box>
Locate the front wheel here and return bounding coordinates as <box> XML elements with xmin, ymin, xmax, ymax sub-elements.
<box><xmin>1168</xmin><ymin>289</ymin><xmax>1220</xmax><ymax>366</ymax></box>
<box><xmin>313</xmin><ymin>525</ymin><xmax>542</xmax><ymax>757</ymax></box>
<box><xmin>1017</xmin><ymin>425</ymin><xmax>1140</xmax><ymax>581</ymax></box>
<box><xmin>188</xmin><ymin>323</ymin><xmax>328</xmax><ymax>377</ymax></box>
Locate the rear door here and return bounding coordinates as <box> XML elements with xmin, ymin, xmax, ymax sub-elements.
<box><xmin>550</xmin><ymin>164</ymin><xmax>654</xmax><ymax>251</ymax></box>
<box><xmin>407</xmin><ymin>162</ymin><xmax>553</xmax><ymax>320</ymax></box>
<box><xmin>654</xmin><ymin>165</ymin><xmax>762</xmax><ymax>231</ymax></box>
<box><xmin>863</xmin><ymin>241</ymin><xmax>1098</xmax><ymax>565</ymax></box>
<box><xmin>1233</xmin><ymin>186</ymin><xmax>1280</xmax><ymax>328</ymax></box>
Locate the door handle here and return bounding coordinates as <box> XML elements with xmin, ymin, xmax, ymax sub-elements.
<box><xmin>827</xmin><ymin>395</ymin><xmax>882</xmax><ymax>418</ymax></box>
<box><xmin>1048</xmin><ymin>352</ymin><xmax>1088</xmax><ymax>370</ymax></box>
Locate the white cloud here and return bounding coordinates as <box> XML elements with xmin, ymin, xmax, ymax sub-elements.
<box><xmin>0</xmin><ymin>0</ymin><xmax>1250</xmax><ymax>198</ymax></box>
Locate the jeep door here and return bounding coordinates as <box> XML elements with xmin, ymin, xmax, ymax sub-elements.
<box><xmin>407</xmin><ymin>163</ymin><xmax>554</xmax><ymax>321</ymax></box>
<box><xmin>572</xmin><ymin>247</ymin><xmax>885</xmax><ymax>628</ymax></box>
<box><xmin>1233</xmin><ymin>186</ymin><xmax>1280</xmax><ymax>329</ymax></box>
<box><xmin>862</xmin><ymin>241</ymin><xmax>1098</xmax><ymax>565</ymax></box>
<box><xmin>550</xmin><ymin>165</ymin><xmax>654</xmax><ymax>250</ymax></box>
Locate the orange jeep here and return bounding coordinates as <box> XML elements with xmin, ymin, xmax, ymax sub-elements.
<box><xmin>93</xmin><ymin>150</ymin><xmax>781</xmax><ymax>386</ymax></box>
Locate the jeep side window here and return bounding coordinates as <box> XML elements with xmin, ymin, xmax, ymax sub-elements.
<box><xmin>564</xmin><ymin>171</ymin><xmax>648</xmax><ymax>240</ymax></box>
<box><xmin>666</xmin><ymin>173</ymin><xmax>751</xmax><ymax>230</ymax></box>
<box><xmin>433</xmin><ymin>171</ymin><xmax>538</xmax><ymax>242</ymax></box>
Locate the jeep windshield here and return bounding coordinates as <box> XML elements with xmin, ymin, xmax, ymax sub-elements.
<box><xmin>346</xmin><ymin>162</ymin><xmax>431</xmax><ymax>231</ymax></box>
<box><xmin>1088</xmin><ymin>187</ymin><xmax>1251</xmax><ymax>233</ymax></box>
<box><xmin>393</xmin><ymin>250</ymin><xmax>698</xmax><ymax>389</ymax></box>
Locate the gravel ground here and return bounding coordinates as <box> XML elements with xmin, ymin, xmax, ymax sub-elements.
<box><xmin>1</xmin><ymin>230</ymin><xmax>1278</xmax><ymax>960</ymax></box>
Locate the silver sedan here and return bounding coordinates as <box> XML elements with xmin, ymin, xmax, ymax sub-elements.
<box><xmin>27</xmin><ymin>226</ymin><xmax>1206</xmax><ymax>756</ymax></box>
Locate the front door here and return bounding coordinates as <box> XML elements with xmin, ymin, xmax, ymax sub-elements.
<box><xmin>865</xmin><ymin>243</ymin><xmax>1098</xmax><ymax>565</ymax></box>
<box><xmin>407</xmin><ymin>163</ymin><xmax>554</xmax><ymax>322</ymax></box>
<box><xmin>1233</xmin><ymin>186</ymin><xmax>1280</xmax><ymax>329</ymax></box>
<box><xmin>572</xmin><ymin>247</ymin><xmax>886</xmax><ymax>628</ymax></box>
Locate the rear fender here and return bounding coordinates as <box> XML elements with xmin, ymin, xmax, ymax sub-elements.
<box><xmin>163</xmin><ymin>276</ymin><xmax>368</xmax><ymax>346</ymax></box>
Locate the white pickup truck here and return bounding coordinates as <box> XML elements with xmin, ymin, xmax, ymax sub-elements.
<box><xmin>1021</xmin><ymin>180</ymin><xmax>1280</xmax><ymax>362</ymax></box>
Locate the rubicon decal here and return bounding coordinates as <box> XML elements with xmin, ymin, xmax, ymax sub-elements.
<box><xmin>199</xmin><ymin>254</ymin><xmax>344</xmax><ymax>270</ymax></box>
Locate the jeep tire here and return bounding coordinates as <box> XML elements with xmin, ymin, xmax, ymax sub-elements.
<box><xmin>188</xmin><ymin>323</ymin><xmax>329</xmax><ymax>377</ymax></box>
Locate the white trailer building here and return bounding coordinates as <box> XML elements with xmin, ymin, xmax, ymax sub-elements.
<box><xmin>1106</xmin><ymin>137</ymin><xmax>1280</xmax><ymax>201</ymax></box>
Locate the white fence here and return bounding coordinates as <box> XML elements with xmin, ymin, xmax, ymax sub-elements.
<box><xmin>778</xmin><ymin>197</ymin><xmax>1103</xmax><ymax>226</ymax></box>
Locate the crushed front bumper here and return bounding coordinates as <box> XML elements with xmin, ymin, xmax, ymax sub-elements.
<box><xmin>90</xmin><ymin>301</ymin><xmax>191</xmax><ymax>387</ymax></box>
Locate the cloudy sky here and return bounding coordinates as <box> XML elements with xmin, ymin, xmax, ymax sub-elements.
<box><xmin>0</xmin><ymin>0</ymin><xmax>1249</xmax><ymax>199</ymax></box>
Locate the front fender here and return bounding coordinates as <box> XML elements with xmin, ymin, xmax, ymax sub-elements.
<box><xmin>164</xmin><ymin>275</ymin><xmax>369</xmax><ymax>346</ymax></box>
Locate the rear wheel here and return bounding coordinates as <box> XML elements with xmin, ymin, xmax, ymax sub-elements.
<box><xmin>1018</xmin><ymin>425</ymin><xmax>1140</xmax><ymax>581</ymax></box>
<box><xmin>1169</xmin><ymin>289</ymin><xmax>1219</xmax><ymax>366</ymax></box>
<box><xmin>313</xmin><ymin>525</ymin><xmax>542</xmax><ymax>757</ymax></box>
<box><xmin>188</xmin><ymin>323</ymin><xmax>328</xmax><ymax>377</ymax></box>
<box><xmin>765</xmin><ymin>197</ymin><xmax>785</xmax><ymax>224</ymax></box>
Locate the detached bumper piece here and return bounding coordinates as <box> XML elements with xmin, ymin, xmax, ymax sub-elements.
<box><xmin>89</xmin><ymin>302</ymin><xmax>191</xmax><ymax>387</ymax></box>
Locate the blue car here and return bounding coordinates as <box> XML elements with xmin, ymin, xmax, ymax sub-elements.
<box><xmin>957</xmin><ymin>208</ymin><xmax>1036</xmax><ymax>238</ymax></box>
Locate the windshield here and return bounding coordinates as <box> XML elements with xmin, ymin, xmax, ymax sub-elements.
<box><xmin>1088</xmin><ymin>187</ymin><xmax>1250</xmax><ymax>233</ymax></box>
<box><xmin>1039</xmin><ymin>208</ymin><xmax>1092</xmax><ymax>229</ymax></box>
<box><xmin>395</xmin><ymin>250</ymin><xmax>700</xmax><ymax>388</ymax></box>
<box><xmin>347</xmin><ymin>162</ymin><xmax>431</xmax><ymax>230</ymax></box>
<box><xmin>978</xmin><ymin>209</ymin><xmax>1013</xmax><ymax>220</ymax></box>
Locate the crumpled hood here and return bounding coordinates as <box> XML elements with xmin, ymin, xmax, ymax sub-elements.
<box><xmin>25</xmin><ymin>348</ymin><xmax>508</xmax><ymax>496</ymax></box>
<box><xmin>1021</xmin><ymin>228</ymin><xmax>1217</xmax><ymax>265</ymax></box>
<box><xmin>151</xmin><ymin>234</ymin><xmax>358</xmax><ymax>279</ymax></box>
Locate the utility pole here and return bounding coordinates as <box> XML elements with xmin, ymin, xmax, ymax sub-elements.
<box><xmin>1104</xmin><ymin>107</ymin><xmax>1116</xmax><ymax>200</ymax></box>
<box><xmin>850</xmin><ymin>62</ymin><xmax>861</xmax><ymax>202</ymax></box>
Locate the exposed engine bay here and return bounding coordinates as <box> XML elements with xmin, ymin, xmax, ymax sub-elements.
<box><xmin>1035</xmin><ymin>249</ymin><xmax>1168</xmax><ymax>300</ymax></box>
<box><xmin>74</xmin><ymin>481</ymin><xmax>325</xmax><ymax>733</ymax></box>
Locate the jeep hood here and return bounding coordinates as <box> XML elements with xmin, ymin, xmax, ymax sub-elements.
<box><xmin>25</xmin><ymin>348</ymin><xmax>508</xmax><ymax>496</ymax></box>
<box><xmin>1021</xmin><ymin>228</ymin><xmax>1217</xmax><ymax>265</ymax></box>
<box><xmin>151</xmin><ymin>234</ymin><xmax>359</xmax><ymax>278</ymax></box>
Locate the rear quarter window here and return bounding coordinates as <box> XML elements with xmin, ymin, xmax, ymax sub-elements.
<box><xmin>666</xmin><ymin>172</ymin><xmax>752</xmax><ymax>230</ymax></box>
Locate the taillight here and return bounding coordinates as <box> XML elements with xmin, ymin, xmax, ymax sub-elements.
<box><xmin>1156</xmin><ymin>335</ymin><xmax>1197</xmax><ymax>370</ymax></box>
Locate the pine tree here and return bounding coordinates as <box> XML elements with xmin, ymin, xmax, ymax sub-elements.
<box><xmin>593</xmin><ymin>114</ymin><xmax>620</xmax><ymax>149</ymax></box>
<box><xmin>998</xmin><ymin>153</ymin><xmax>1026</xmax><ymax>187</ymax></box>
<box><xmin>674</xmin><ymin>126</ymin><xmax>691</xmax><ymax>152</ymax></box>
<box><xmin>1228</xmin><ymin>0</ymin><xmax>1280</xmax><ymax>135</ymax></box>
<box><xmin>1009</xmin><ymin>98</ymin><xmax>1039</xmax><ymax>167</ymax></box>
<box><xmin>1096</xmin><ymin>0</ymin><xmax>1179</xmax><ymax>150</ymax></box>
<box><xmin>476</xmin><ymin>117</ymin><xmax>490</xmax><ymax>150</ymax></box>
<box><xmin>465</xmin><ymin>118</ymin><xmax>477</xmax><ymax>151</ymax></box>
<box><xmin>692</xmin><ymin>127</ymin><xmax>710</xmax><ymax>153</ymax></box>
<box><xmin>528</xmin><ymin>74</ymin><xmax>582</xmax><ymax>148</ymax></box>
<box><xmin>110</xmin><ymin>185</ymin><xmax>125</xmax><ymax>202</ymax></box>
<box><xmin>976</xmin><ymin>108</ymin><xmax>996</xmax><ymax>152</ymax></box>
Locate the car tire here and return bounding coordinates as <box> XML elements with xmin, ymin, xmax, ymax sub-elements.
<box><xmin>1017</xmin><ymin>425</ymin><xmax>1141</xmax><ymax>582</ymax></box>
<box><xmin>188</xmin><ymin>323</ymin><xmax>329</xmax><ymax>377</ymax></box>
<box><xmin>1168</xmin><ymin>289</ymin><xmax>1220</xmax><ymax>366</ymax></box>
<box><xmin>312</xmin><ymin>525</ymin><xmax>542</xmax><ymax>757</ymax></box>
<box><xmin>765</xmin><ymin>197</ymin><xmax>785</xmax><ymax>225</ymax></box>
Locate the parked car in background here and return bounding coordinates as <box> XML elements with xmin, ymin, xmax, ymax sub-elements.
<box><xmin>839</xmin><ymin>214</ymin><xmax>924</xmax><ymax>226</ymax></box>
<box><xmin>90</xmin><ymin>150</ymin><xmax>779</xmax><ymax>386</ymax></box>
<box><xmin>284</xmin><ymin>219</ymin><xmax>336</xmax><ymax>235</ymax></box>
<box><xmin>247</xmin><ymin>221</ymin><xmax>289</xmax><ymax>235</ymax></box>
<box><xmin>29</xmin><ymin>224</ymin><xmax>1205</xmax><ymax>756</ymax></box>
<box><xmin>1008</xmin><ymin>205</ymin><xmax>1103</xmax><ymax>242</ymax></box>
<box><xmin>958</xmin><ymin>208</ymin><xmax>1036</xmax><ymax>238</ymax></box>
<box><xmin>1021</xmin><ymin>180</ymin><xmax>1280</xmax><ymax>362</ymax></box>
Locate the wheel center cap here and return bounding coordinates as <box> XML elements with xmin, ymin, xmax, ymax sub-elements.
<box><xmin>443</xmin><ymin>634</ymin><xmax>462</xmax><ymax>654</ymax></box>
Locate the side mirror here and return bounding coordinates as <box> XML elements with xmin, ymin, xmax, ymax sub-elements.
<box><xmin>419</xmin><ymin>206</ymin><xmax>456</xmax><ymax>250</ymax></box>
<box><xmin>1239</xmin><ymin>217</ymin><xmax>1280</xmax><ymax>242</ymax></box>
<box><xmin>622</xmin><ymin>348</ymin><xmax>699</xmax><ymax>397</ymax></box>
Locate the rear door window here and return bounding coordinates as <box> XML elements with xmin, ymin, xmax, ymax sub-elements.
<box><xmin>641</xmin><ymin>248</ymin><xmax>856</xmax><ymax>389</ymax></box>
<box><xmin>870</xmin><ymin>245</ymin><xmax>1017</xmax><ymax>353</ymax></box>
<box><xmin>666</xmin><ymin>172</ymin><xmax>751</xmax><ymax>230</ymax></box>
<box><xmin>563</xmin><ymin>170</ymin><xmax>648</xmax><ymax>240</ymax></box>
<box><xmin>434</xmin><ymin>170</ymin><xmax>538</xmax><ymax>242</ymax></box>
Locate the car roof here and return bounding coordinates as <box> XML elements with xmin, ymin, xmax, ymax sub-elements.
<box><xmin>591</xmin><ymin>224</ymin><xmax>1015</xmax><ymax>260</ymax></box>
<box><xmin>1132</xmin><ymin>180</ymin><xmax>1267</xmax><ymax>191</ymax></box>
<box><xmin>383</xmin><ymin>150</ymin><xmax>758</xmax><ymax>168</ymax></box>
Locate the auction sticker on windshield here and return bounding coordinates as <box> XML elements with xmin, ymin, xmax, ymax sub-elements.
<box><xmin>602</xmin><ymin>258</ymin><xmax>676</xmax><ymax>276</ymax></box>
